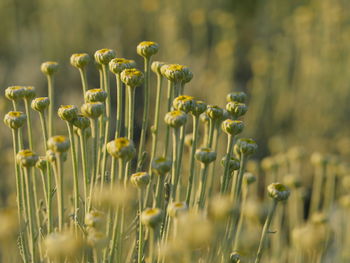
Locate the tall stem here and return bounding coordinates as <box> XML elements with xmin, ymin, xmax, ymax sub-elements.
<box><xmin>138</xmin><ymin>190</ymin><xmax>144</xmax><ymax>263</ymax></box>
<box><xmin>185</xmin><ymin>116</ymin><xmax>199</xmax><ymax>205</ymax></box>
<box><xmin>254</xmin><ymin>200</ymin><xmax>278</xmax><ymax>263</ymax></box>
<box><xmin>79</xmin><ymin>68</ymin><xmax>88</xmax><ymax>94</ymax></box>
<box><xmin>115</xmin><ymin>74</ymin><xmax>123</xmax><ymax>138</ymax></box>
<box><xmin>221</xmin><ymin>134</ymin><xmax>234</xmax><ymax>194</ymax></box>
<box><xmin>89</xmin><ymin>118</ymin><xmax>99</xmax><ymax>210</ymax></box>
<box><xmin>24</xmin><ymin>167</ymin><xmax>36</xmax><ymax>261</ymax></box>
<box><xmin>164</xmin><ymin>81</ymin><xmax>174</xmax><ymax>157</ymax></box>
<box><xmin>47</xmin><ymin>75</ymin><xmax>54</xmax><ymax>137</ymax></box>
<box><xmin>138</xmin><ymin>57</ymin><xmax>151</xmax><ymax>170</ymax></box>
<box><xmin>127</xmin><ymin>85</ymin><xmax>136</xmax><ymax>141</ymax></box>
<box><xmin>197</xmin><ymin>163</ymin><xmax>210</xmax><ymax>210</ymax></box>
<box><xmin>23</xmin><ymin>99</ymin><xmax>34</xmax><ymax>149</ymax></box>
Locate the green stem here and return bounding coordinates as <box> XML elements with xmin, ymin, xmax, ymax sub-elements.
<box><xmin>89</xmin><ymin>118</ymin><xmax>99</xmax><ymax>210</ymax></box>
<box><xmin>11</xmin><ymin>129</ymin><xmax>22</xmax><ymax>222</ymax></box>
<box><xmin>78</xmin><ymin>68</ymin><xmax>89</xmax><ymax>94</ymax></box>
<box><xmin>185</xmin><ymin>116</ymin><xmax>199</xmax><ymax>206</ymax></box>
<box><xmin>171</xmin><ymin>128</ymin><xmax>180</xmax><ymax>200</ymax></box>
<box><xmin>254</xmin><ymin>200</ymin><xmax>278</xmax><ymax>263</ymax></box>
<box><xmin>138</xmin><ymin>190</ymin><xmax>144</xmax><ymax>263</ymax></box>
<box><xmin>164</xmin><ymin>81</ymin><xmax>174</xmax><ymax>157</ymax></box>
<box><xmin>79</xmin><ymin>130</ymin><xmax>89</xmax><ymax>214</ymax></box>
<box><xmin>24</xmin><ymin>167</ymin><xmax>36</xmax><ymax>261</ymax></box>
<box><xmin>23</xmin><ymin>99</ymin><xmax>34</xmax><ymax>149</ymax></box>
<box><xmin>127</xmin><ymin>85</ymin><xmax>136</xmax><ymax>141</ymax></box>
<box><xmin>221</xmin><ymin>134</ymin><xmax>234</xmax><ymax>194</ymax></box>
<box><xmin>233</xmin><ymin>181</ymin><xmax>248</xmax><ymax>250</ymax></box>
<box><xmin>207</xmin><ymin>119</ymin><xmax>215</xmax><ymax>148</ymax></box>
<box><xmin>138</xmin><ymin>57</ymin><xmax>151</xmax><ymax>170</ymax></box>
<box><xmin>174</xmin><ymin>124</ymin><xmax>186</xmax><ymax>200</ymax></box>
<box><xmin>54</xmin><ymin>153</ymin><xmax>64</xmax><ymax>231</ymax></box>
<box><xmin>67</xmin><ymin>123</ymin><xmax>79</xmax><ymax>229</ymax></box>
<box><xmin>197</xmin><ymin>163</ymin><xmax>210</xmax><ymax>210</ymax></box>
<box><xmin>234</xmin><ymin>153</ymin><xmax>247</xmax><ymax>202</ymax></box>
<box><xmin>155</xmin><ymin>175</ymin><xmax>165</xmax><ymax>208</ymax></box>
<box><xmin>150</xmin><ymin>73</ymin><xmax>163</xmax><ymax>169</ymax></box>
<box><xmin>115</xmin><ymin>74</ymin><xmax>123</xmax><ymax>138</ymax></box>
<box><xmin>47</xmin><ymin>75</ymin><xmax>54</xmax><ymax>137</ymax></box>
<box><xmin>149</xmin><ymin>228</ymin><xmax>155</xmax><ymax>263</ymax></box>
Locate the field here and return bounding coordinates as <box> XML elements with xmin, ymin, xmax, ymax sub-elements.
<box><xmin>0</xmin><ymin>0</ymin><xmax>349</xmax><ymax>262</ymax></box>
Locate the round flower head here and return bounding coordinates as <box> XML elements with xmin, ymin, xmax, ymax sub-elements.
<box><xmin>227</xmin><ymin>92</ymin><xmax>247</xmax><ymax>103</ymax></box>
<box><xmin>23</xmin><ymin>86</ymin><xmax>36</xmax><ymax>100</ymax></box>
<box><xmin>85</xmin><ymin>210</ymin><xmax>105</xmax><ymax>230</ymax></box>
<box><xmin>5</xmin><ymin>86</ymin><xmax>26</xmax><ymax>101</ymax></box>
<box><xmin>267</xmin><ymin>183</ymin><xmax>290</xmax><ymax>201</ymax></box>
<box><xmin>16</xmin><ymin>149</ymin><xmax>39</xmax><ymax>168</ymax></box>
<box><xmin>36</xmin><ymin>156</ymin><xmax>48</xmax><ymax>171</ymax></box>
<box><xmin>41</xmin><ymin>61</ymin><xmax>59</xmax><ymax>75</ymax></box>
<box><xmin>46</xmin><ymin>149</ymin><xmax>66</xmax><ymax>163</ymax></box>
<box><xmin>81</xmin><ymin>102</ymin><xmax>104</xmax><ymax>119</ymax></box>
<box><xmin>221</xmin><ymin>119</ymin><xmax>244</xmax><ymax>136</ymax></box>
<box><xmin>44</xmin><ymin>232</ymin><xmax>82</xmax><ymax>259</ymax></box>
<box><xmin>234</xmin><ymin>138</ymin><xmax>258</xmax><ymax>156</ymax></box>
<box><xmin>243</xmin><ymin>172</ymin><xmax>256</xmax><ymax>185</ymax></box>
<box><xmin>137</xmin><ymin>41</ymin><xmax>159</xmax><ymax>58</ymax></box>
<box><xmin>160</xmin><ymin>64</ymin><xmax>185</xmax><ymax>83</ymax></box>
<box><xmin>152</xmin><ymin>157</ymin><xmax>172</xmax><ymax>175</ymax></box>
<box><xmin>141</xmin><ymin>208</ymin><xmax>163</xmax><ymax>228</ymax></box>
<box><xmin>151</xmin><ymin>61</ymin><xmax>166</xmax><ymax>75</ymax></box>
<box><xmin>221</xmin><ymin>155</ymin><xmax>240</xmax><ymax>172</ymax></box>
<box><xmin>4</xmin><ymin>111</ymin><xmax>26</xmax><ymax>129</ymax></box>
<box><xmin>84</xmin><ymin>89</ymin><xmax>107</xmax><ymax>103</ymax></box>
<box><xmin>191</xmin><ymin>100</ymin><xmax>207</xmax><ymax>117</ymax></box>
<box><xmin>206</xmin><ymin>105</ymin><xmax>224</xmax><ymax>121</ymax></box>
<box><xmin>182</xmin><ymin>66</ymin><xmax>193</xmax><ymax>84</ymax></box>
<box><xmin>70</xmin><ymin>53</ymin><xmax>90</xmax><ymax>69</ymax></box>
<box><xmin>72</xmin><ymin>114</ymin><xmax>90</xmax><ymax>130</ymax></box>
<box><xmin>109</xmin><ymin>58</ymin><xmax>136</xmax><ymax>74</ymax></box>
<box><xmin>47</xmin><ymin>135</ymin><xmax>70</xmax><ymax>153</ymax></box>
<box><xmin>130</xmin><ymin>172</ymin><xmax>150</xmax><ymax>188</ymax></box>
<box><xmin>195</xmin><ymin>147</ymin><xmax>217</xmax><ymax>164</ymax></box>
<box><xmin>106</xmin><ymin>137</ymin><xmax>136</xmax><ymax>161</ymax></box>
<box><xmin>173</xmin><ymin>95</ymin><xmax>195</xmax><ymax>113</ymax></box>
<box><xmin>58</xmin><ymin>105</ymin><xmax>78</xmax><ymax>122</ymax></box>
<box><xmin>229</xmin><ymin>252</ymin><xmax>241</xmax><ymax>263</ymax></box>
<box><xmin>167</xmin><ymin>202</ymin><xmax>188</xmax><ymax>218</ymax></box>
<box><xmin>31</xmin><ymin>97</ymin><xmax>50</xmax><ymax>112</ymax></box>
<box><xmin>120</xmin><ymin>68</ymin><xmax>144</xmax><ymax>87</ymax></box>
<box><xmin>164</xmin><ymin>110</ymin><xmax>187</xmax><ymax>128</ymax></box>
<box><xmin>94</xmin><ymin>49</ymin><xmax>116</xmax><ymax>65</ymax></box>
<box><xmin>226</xmin><ymin>102</ymin><xmax>248</xmax><ymax>119</ymax></box>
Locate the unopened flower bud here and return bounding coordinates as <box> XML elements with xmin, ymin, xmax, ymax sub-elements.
<box><xmin>191</xmin><ymin>100</ymin><xmax>207</xmax><ymax>117</ymax></box>
<box><xmin>182</xmin><ymin>66</ymin><xmax>193</xmax><ymax>84</ymax></box>
<box><xmin>31</xmin><ymin>97</ymin><xmax>50</xmax><ymax>112</ymax></box>
<box><xmin>120</xmin><ymin>68</ymin><xmax>144</xmax><ymax>87</ymax></box>
<box><xmin>72</xmin><ymin>114</ymin><xmax>90</xmax><ymax>130</ymax></box>
<box><xmin>86</xmin><ymin>229</ymin><xmax>108</xmax><ymax>249</ymax></box>
<box><xmin>229</xmin><ymin>252</ymin><xmax>241</xmax><ymax>263</ymax></box>
<box><xmin>4</xmin><ymin>111</ymin><xmax>26</xmax><ymax>129</ymax></box>
<box><xmin>109</xmin><ymin>58</ymin><xmax>136</xmax><ymax>75</ymax></box>
<box><xmin>206</xmin><ymin>105</ymin><xmax>224</xmax><ymax>121</ymax></box>
<box><xmin>94</xmin><ymin>49</ymin><xmax>116</xmax><ymax>65</ymax></box>
<box><xmin>244</xmin><ymin>172</ymin><xmax>256</xmax><ymax>185</ymax></box>
<box><xmin>131</xmin><ymin>172</ymin><xmax>150</xmax><ymax>188</ymax></box>
<box><xmin>70</xmin><ymin>53</ymin><xmax>90</xmax><ymax>69</ymax></box>
<box><xmin>137</xmin><ymin>41</ymin><xmax>159</xmax><ymax>58</ymax></box>
<box><xmin>234</xmin><ymin>138</ymin><xmax>258</xmax><ymax>156</ymax></box>
<box><xmin>161</xmin><ymin>64</ymin><xmax>184</xmax><ymax>83</ymax></box>
<box><xmin>195</xmin><ymin>147</ymin><xmax>217</xmax><ymax>164</ymax></box>
<box><xmin>226</xmin><ymin>102</ymin><xmax>248</xmax><ymax>118</ymax></box>
<box><xmin>5</xmin><ymin>86</ymin><xmax>26</xmax><ymax>101</ymax></box>
<box><xmin>221</xmin><ymin>119</ymin><xmax>244</xmax><ymax>135</ymax></box>
<box><xmin>58</xmin><ymin>105</ymin><xmax>78</xmax><ymax>122</ymax></box>
<box><xmin>36</xmin><ymin>156</ymin><xmax>48</xmax><ymax>171</ymax></box>
<box><xmin>267</xmin><ymin>182</ymin><xmax>290</xmax><ymax>201</ymax></box>
<box><xmin>84</xmin><ymin>89</ymin><xmax>107</xmax><ymax>103</ymax></box>
<box><xmin>141</xmin><ymin>208</ymin><xmax>163</xmax><ymax>228</ymax></box>
<box><xmin>16</xmin><ymin>149</ymin><xmax>39</xmax><ymax>167</ymax></box>
<box><xmin>106</xmin><ymin>137</ymin><xmax>136</xmax><ymax>161</ymax></box>
<box><xmin>200</xmin><ymin>112</ymin><xmax>210</xmax><ymax>123</ymax></box>
<box><xmin>227</xmin><ymin>92</ymin><xmax>247</xmax><ymax>103</ymax></box>
<box><xmin>164</xmin><ymin>110</ymin><xmax>187</xmax><ymax>128</ymax></box>
<box><xmin>47</xmin><ymin>135</ymin><xmax>70</xmax><ymax>153</ymax></box>
<box><xmin>221</xmin><ymin>155</ymin><xmax>240</xmax><ymax>172</ymax></box>
<box><xmin>81</xmin><ymin>102</ymin><xmax>104</xmax><ymax>119</ymax></box>
<box><xmin>152</xmin><ymin>157</ymin><xmax>172</xmax><ymax>175</ymax></box>
<box><xmin>41</xmin><ymin>61</ymin><xmax>59</xmax><ymax>75</ymax></box>
<box><xmin>85</xmin><ymin>210</ymin><xmax>105</xmax><ymax>230</ymax></box>
<box><xmin>173</xmin><ymin>95</ymin><xmax>195</xmax><ymax>113</ymax></box>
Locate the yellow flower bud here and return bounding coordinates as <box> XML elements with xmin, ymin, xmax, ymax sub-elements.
<box><xmin>81</xmin><ymin>102</ymin><xmax>104</xmax><ymax>119</ymax></box>
<box><xmin>120</xmin><ymin>68</ymin><xmax>144</xmax><ymax>87</ymax></box>
<box><xmin>16</xmin><ymin>149</ymin><xmax>39</xmax><ymax>168</ymax></box>
<box><xmin>47</xmin><ymin>135</ymin><xmax>70</xmax><ymax>153</ymax></box>
<box><xmin>5</xmin><ymin>86</ymin><xmax>26</xmax><ymax>101</ymax></box>
<box><xmin>58</xmin><ymin>105</ymin><xmax>78</xmax><ymax>122</ymax></box>
<box><xmin>173</xmin><ymin>95</ymin><xmax>195</xmax><ymax>113</ymax></box>
<box><xmin>141</xmin><ymin>208</ymin><xmax>163</xmax><ymax>228</ymax></box>
<box><xmin>191</xmin><ymin>100</ymin><xmax>207</xmax><ymax>117</ymax></box>
<box><xmin>109</xmin><ymin>58</ymin><xmax>136</xmax><ymax>75</ymax></box>
<box><xmin>167</xmin><ymin>202</ymin><xmax>188</xmax><ymax>218</ymax></box>
<box><xmin>151</xmin><ymin>61</ymin><xmax>166</xmax><ymax>75</ymax></box>
<box><xmin>36</xmin><ymin>156</ymin><xmax>48</xmax><ymax>171</ymax></box>
<box><xmin>226</xmin><ymin>92</ymin><xmax>247</xmax><ymax>103</ymax></box>
<box><xmin>195</xmin><ymin>147</ymin><xmax>217</xmax><ymax>164</ymax></box>
<box><xmin>151</xmin><ymin>157</ymin><xmax>172</xmax><ymax>175</ymax></box>
<box><xmin>84</xmin><ymin>89</ymin><xmax>107</xmax><ymax>103</ymax></box>
<box><xmin>70</xmin><ymin>53</ymin><xmax>90</xmax><ymax>69</ymax></box>
<box><xmin>4</xmin><ymin>111</ymin><xmax>26</xmax><ymax>129</ymax></box>
<box><xmin>160</xmin><ymin>64</ymin><xmax>185</xmax><ymax>83</ymax></box>
<box><xmin>164</xmin><ymin>110</ymin><xmax>187</xmax><ymax>128</ymax></box>
<box><xmin>94</xmin><ymin>49</ymin><xmax>116</xmax><ymax>65</ymax></box>
<box><xmin>72</xmin><ymin>114</ymin><xmax>90</xmax><ymax>130</ymax></box>
<box><xmin>267</xmin><ymin>183</ymin><xmax>290</xmax><ymax>201</ymax></box>
<box><xmin>130</xmin><ymin>172</ymin><xmax>150</xmax><ymax>188</ymax></box>
<box><xmin>23</xmin><ymin>86</ymin><xmax>36</xmax><ymax>100</ymax></box>
<box><xmin>137</xmin><ymin>41</ymin><xmax>159</xmax><ymax>58</ymax></box>
<box><xmin>31</xmin><ymin>97</ymin><xmax>50</xmax><ymax>112</ymax></box>
<box><xmin>106</xmin><ymin>137</ymin><xmax>136</xmax><ymax>161</ymax></box>
<box><xmin>221</xmin><ymin>119</ymin><xmax>244</xmax><ymax>136</ymax></box>
<box><xmin>41</xmin><ymin>61</ymin><xmax>59</xmax><ymax>75</ymax></box>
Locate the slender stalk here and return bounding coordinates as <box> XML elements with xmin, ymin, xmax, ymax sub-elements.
<box><xmin>164</xmin><ymin>81</ymin><xmax>174</xmax><ymax>157</ymax></box>
<box><xmin>89</xmin><ymin>118</ymin><xmax>99</xmax><ymax>210</ymax></box>
<box><xmin>171</xmin><ymin>128</ymin><xmax>180</xmax><ymax>200</ymax></box>
<box><xmin>233</xmin><ymin>153</ymin><xmax>247</xmax><ymax>202</ymax></box>
<box><xmin>155</xmin><ymin>175</ymin><xmax>165</xmax><ymax>208</ymax></box>
<box><xmin>127</xmin><ymin>85</ymin><xmax>136</xmax><ymax>141</ymax></box>
<box><xmin>221</xmin><ymin>134</ymin><xmax>234</xmax><ymax>194</ymax></box>
<box><xmin>197</xmin><ymin>163</ymin><xmax>210</xmax><ymax>209</ymax></box>
<box><xmin>79</xmin><ymin>130</ymin><xmax>89</xmax><ymax>214</ymax></box>
<box><xmin>233</xmin><ymin>180</ymin><xmax>248</xmax><ymax>250</ymax></box>
<box><xmin>138</xmin><ymin>189</ymin><xmax>144</xmax><ymax>263</ymax></box>
<box><xmin>138</xmin><ymin>57</ymin><xmax>151</xmax><ymax>169</ymax></box>
<box><xmin>78</xmin><ymin>68</ymin><xmax>89</xmax><ymax>94</ymax></box>
<box><xmin>254</xmin><ymin>200</ymin><xmax>278</xmax><ymax>263</ymax></box>
<box><xmin>150</xmin><ymin>73</ymin><xmax>163</xmax><ymax>168</ymax></box>
<box><xmin>54</xmin><ymin>153</ymin><xmax>65</xmax><ymax>231</ymax></box>
<box><xmin>148</xmin><ymin>228</ymin><xmax>155</xmax><ymax>263</ymax></box>
<box><xmin>310</xmin><ymin>164</ymin><xmax>326</xmax><ymax>215</ymax></box>
<box><xmin>23</xmin><ymin>99</ymin><xmax>34</xmax><ymax>149</ymax></box>
<box><xmin>207</xmin><ymin>119</ymin><xmax>215</xmax><ymax>148</ymax></box>
<box><xmin>174</xmin><ymin>124</ymin><xmax>186</xmax><ymax>200</ymax></box>
<box><xmin>47</xmin><ymin>75</ymin><xmax>54</xmax><ymax>137</ymax></box>
<box><xmin>67</xmin><ymin>122</ymin><xmax>79</xmax><ymax>229</ymax></box>
<box><xmin>115</xmin><ymin>74</ymin><xmax>123</xmax><ymax>138</ymax></box>
<box><xmin>11</xmin><ymin>129</ymin><xmax>22</xmax><ymax>222</ymax></box>
<box><xmin>185</xmin><ymin>115</ymin><xmax>199</xmax><ymax>205</ymax></box>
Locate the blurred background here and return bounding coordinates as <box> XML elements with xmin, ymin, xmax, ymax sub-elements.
<box><xmin>1</xmin><ymin>0</ymin><xmax>350</xmax><ymax>185</ymax></box>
